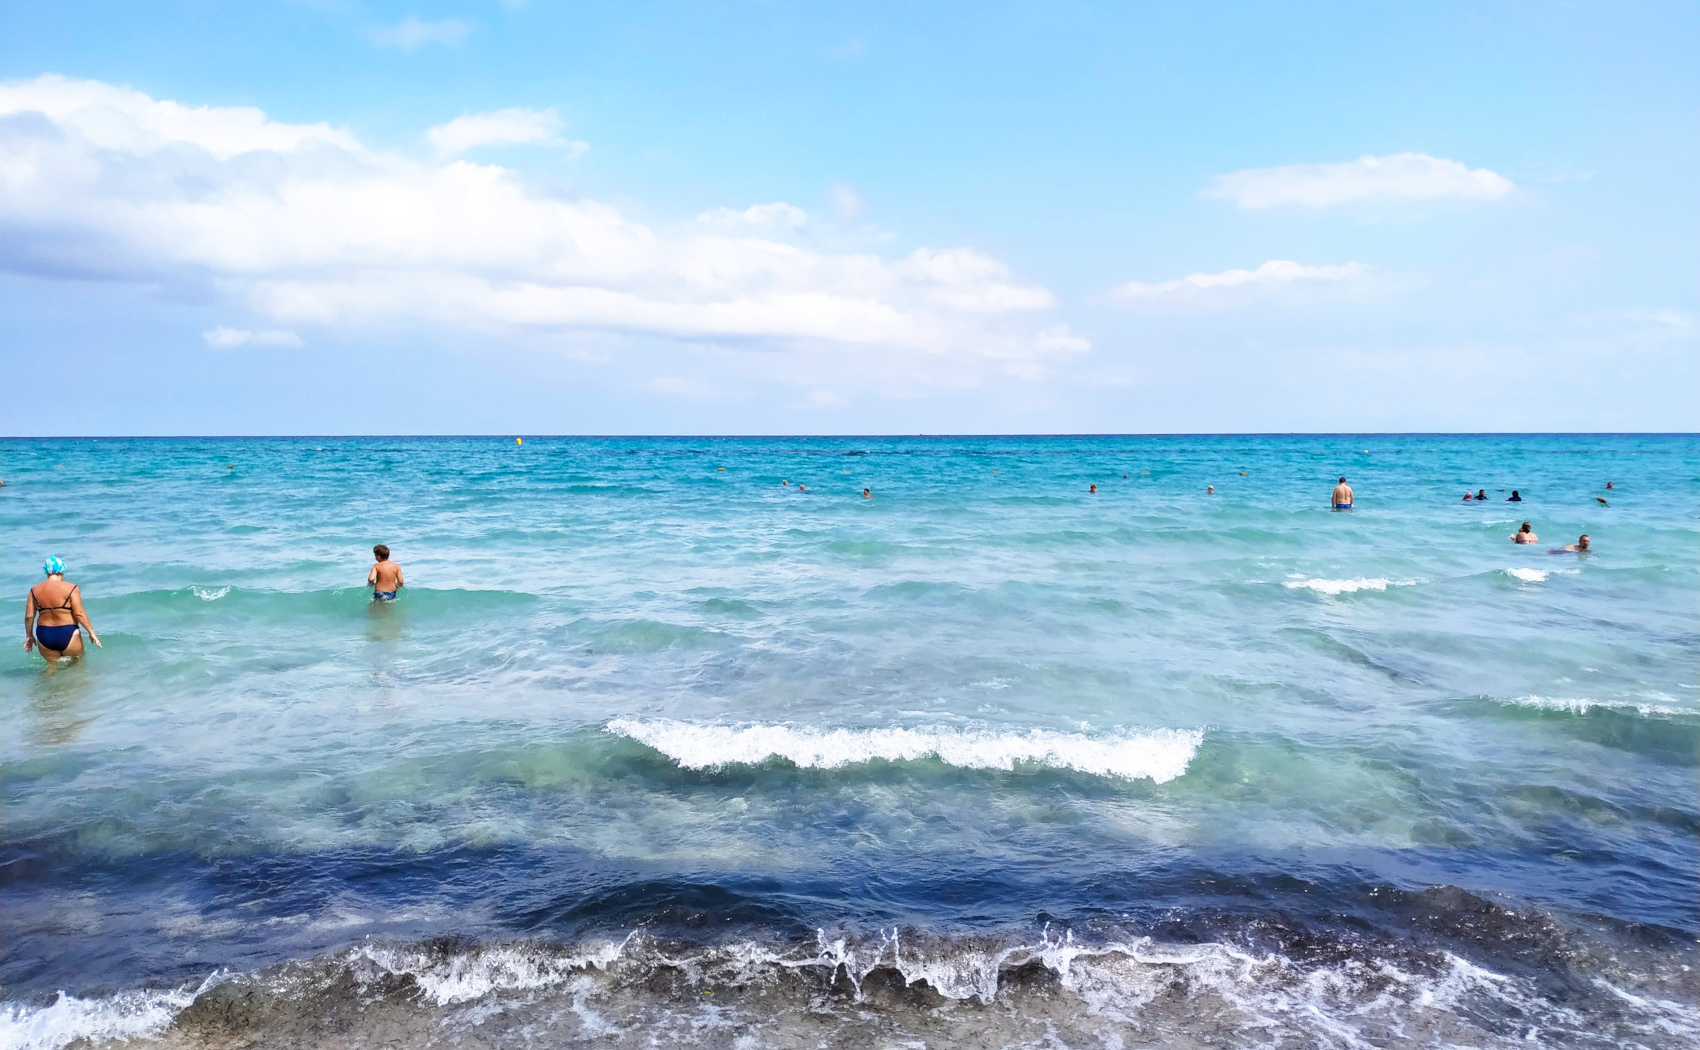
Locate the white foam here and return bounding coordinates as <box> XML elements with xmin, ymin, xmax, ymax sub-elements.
<box><xmin>0</xmin><ymin>975</ymin><xmax>221</xmax><ymax>1050</ymax></box>
<box><xmin>190</xmin><ymin>586</ymin><xmax>230</xmax><ymax>601</ymax></box>
<box><xmin>1284</xmin><ymin>576</ymin><xmax>1417</xmax><ymax>595</ymax></box>
<box><xmin>354</xmin><ymin>937</ymin><xmax>632</xmax><ymax>1006</ymax></box>
<box><xmin>1499</xmin><ymin>695</ymin><xmax>1695</xmax><ymax>718</ymax></box>
<box><xmin>1504</xmin><ymin>567</ymin><xmax>1548</xmax><ymax>583</ymax></box>
<box><xmin>606</xmin><ymin>720</ymin><xmax>1203</xmax><ymax>784</ymax></box>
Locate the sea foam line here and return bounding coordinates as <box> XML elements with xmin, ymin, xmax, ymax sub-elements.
<box><xmin>1283</xmin><ymin>576</ymin><xmax>1419</xmax><ymax>596</ymax></box>
<box><xmin>606</xmin><ymin>719</ymin><xmax>1202</xmax><ymax>784</ymax></box>
<box><xmin>1496</xmin><ymin>695</ymin><xmax>1697</xmax><ymax>719</ymax></box>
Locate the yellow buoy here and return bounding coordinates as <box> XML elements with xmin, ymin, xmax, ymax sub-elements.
<box><xmin>516</xmin><ymin>437</ymin><xmax>522</xmax><ymax>445</ymax></box>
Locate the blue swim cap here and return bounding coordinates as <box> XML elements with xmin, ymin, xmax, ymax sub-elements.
<box><xmin>43</xmin><ymin>556</ymin><xmax>64</xmax><ymax>575</ymax></box>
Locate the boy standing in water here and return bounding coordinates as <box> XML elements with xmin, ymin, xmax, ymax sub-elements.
<box><xmin>369</xmin><ymin>545</ymin><xmax>404</xmax><ymax>601</ymax></box>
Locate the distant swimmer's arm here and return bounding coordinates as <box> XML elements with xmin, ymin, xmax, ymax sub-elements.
<box><xmin>23</xmin><ymin>591</ymin><xmax>35</xmax><ymax>651</ymax></box>
<box><xmin>368</xmin><ymin>563</ymin><xmax>379</xmax><ymax>586</ymax></box>
<box><xmin>396</xmin><ymin>566</ymin><xmax>404</xmax><ymax>590</ymax></box>
<box><xmin>69</xmin><ymin>587</ymin><xmax>101</xmax><ymax>648</ymax></box>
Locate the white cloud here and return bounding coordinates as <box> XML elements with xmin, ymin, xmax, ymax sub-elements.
<box><xmin>1</xmin><ymin>75</ymin><xmax>1078</xmax><ymax>381</ymax></box>
<box><xmin>696</xmin><ymin>202</ymin><xmax>808</xmax><ymax>230</ymax></box>
<box><xmin>370</xmin><ymin>17</ymin><xmax>471</xmax><ymax>51</ymax></box>
<box><xmin>1117</xmin><ymin>260</ymin><xmax>1365</xmax><ymax>298</ymax></box>
<box><xmin>202</xmin><ymin>327</ymin><xmax>303</xmax><ymax>349</ymax></box>
<box><xmin>427</xmin><ymin>107</ymin><xmax>584</xmax><ymax>156</ymax></box>
<box><xmin>1204</xmin><ymin>152</ymin><xmax>1513</xmax><ymax>209</ymax></box>
<box><xmin>0</xmin><ymin>73</ymin><xmax>360</xmax><ymax>160</ymax></box>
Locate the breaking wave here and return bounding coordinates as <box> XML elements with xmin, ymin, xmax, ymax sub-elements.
<box><xmin>1496</xmin><ymin>695</ymin><xmax>1697</xmax><ymax>719</ymax></box>
<box><xmin>0</xmin><ymin>976</ymin><xmax>220</xmax><ymax>1050</ymax></box>
<box><xmin>4</xmin><ymin>927</ymin><xmax>1695</xmax><ymax>1050</ymax></box>
<box><xmin>189</xmin><ymin>586</ymin><xmax>230</xmax><ymax>601</ymax></box>
<box><xmin>606</xmin><ymin>719</ymin><xmax>1203</xmax><ymax>784</ymax></box>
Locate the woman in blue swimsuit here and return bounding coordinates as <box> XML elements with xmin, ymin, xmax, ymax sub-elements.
<box><xmin>24</xmin><ymin>556</ymin><xmax>102</xmax><ymax>664</ymax></box>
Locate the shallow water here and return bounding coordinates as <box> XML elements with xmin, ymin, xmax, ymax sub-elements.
<box><xmin>2</xmin><ymin>434</ymin><xmax>1696</xmax><ymax>1049</ymax></box>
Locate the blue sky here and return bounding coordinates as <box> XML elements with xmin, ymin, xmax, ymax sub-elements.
<box><xmin>2</xmin><ymin>1</ymin><xmax>1695</xmax><ymax>434</ymax></box>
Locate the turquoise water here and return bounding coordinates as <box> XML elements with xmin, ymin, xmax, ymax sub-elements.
<box><xmin>2</xmin><ymin>434</ymin><xmax>1696</xmax><ymax>1049</ymax></box>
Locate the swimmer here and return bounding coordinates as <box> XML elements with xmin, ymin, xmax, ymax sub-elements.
<box><xmin>1462</xmin><ymin>492</ymin><xmax>1473</xmax><ymax>501</ymax></box>
<box><xmin>369</xmin><ymin>544</ymin><xmax>404</xmax><ymax>601</ymax></box>
<box><xmin>1476</xmin><ymin>489</ymin><xmax>1487</xmax><ymax>501</ymax></box>
<box><xmin>1207</xmin><ymin>485</ymin><xmax>1215</xmax><ymax>494</ymax></box>
<box><xmin>863</xmin><ymin>488</ymin><xmax>871</xmax><ymax>498</ymax></box>
<box><xmin>1506</xmin><ymin>490</ymin><xmax>1522</xmax><ymax>502</ymax></box>
<box><xmin>1605</xmin><ymin>481</ymin><xmax>1613</xmax><ymax>490</ymax></box>
<box><xmin>1558</xmin><ymin>534</ymin><xmax>1591</xmax><ymax>552</ymax></box>
<box><xmin>782</xmin><ymin>480</ymin><xmax>788</xmax><ymax>486</ymax></box>
<box><xmin>1332</xmin><ymin>477</ymin><xmax>1353</xmax><ymax>510</ymax></box>
<box><xmin>799</xmin><ymin>484</ymin><xmax>806</xmax><ymax>492</ymax></box>
<box><xmin>24</xmin><ymin>556</ymin><xmax>102</xmax><ymax>665</ymax></box>
<box><xmin>1511</xmin><ymin>522</ymin><xmax>1539</xmax><ymax>544</ymax></box>
<box><xmin>1596</xmin><ymin>496</ymin><xmax>1608</xmax><ymax>505</ymax></box>
<box><xmin>1089</xmin><ymin>483</ymin><xmax>1097</xmax><ymax>493</ymax></box>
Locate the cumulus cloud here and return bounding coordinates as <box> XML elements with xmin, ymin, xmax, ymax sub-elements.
<box><xmin>0</xmin><ymin>75</ymin><xmax>1077</xmax><ymax>379</ymax></box>
<box><xmin>1117</xmin><ymin>260</ymin><xmax>1365</xmax><ymax>298</ymax></box>
<box><xmin>1204</xmin><ymin>152</ymin><xmax>1513</xmax><ymax>209</ymax></box>
<box><xmin>427</xmin><ymin>107</ymin><xmax>584</xmax><ymax>156</ymax></box>
<box><xmin>370</xmin><ymin>17</ymin><xmax>471</xmax><ymax>51</ymax></box>
<box><xmin>696</xmin><ymin>202</ymin><xmax>809</xmax><ymax>230</ymax></box>
<box><xmin>203</xmin><ymin>327</ymin><xmax>303</xmax><ymax>349</ymax></box>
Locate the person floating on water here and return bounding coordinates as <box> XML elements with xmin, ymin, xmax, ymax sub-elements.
<box><xmin>369</xmin><ymin>545</ymin><xmax>404</xmax><ymax>601</ymax></box>
<box><xmin>24</xmin><ymin>556</ymin><xmax>101</xmax><ymax>665</ymax></box>
<box><xmin>1476</xmin><ymin>489</ymin><xmax>1487</xmax><ymax>501</ymax></box>
<box><xmin>1089</xmin><ymin>483</ymin><xmax>1097</xmax><ymax>493</ymax></box>
<box><xmin>1507</xmin><ymin>490</ymin><xmax>1522</xmax><ymax>502</ymax></box>
<box><xmin>1557</xmin><ymin>534</ymin><xmax>1591</xmax><ymax>553</ymax></box>
<box><xmin>1207</xmin><ymin>485</ymin><xmax>1215</xmax><ymax>494</ymax></box>
<box><xmin>1462</xmin><ymin>491</ymin><xmax>1473</xmax><ymax>501</ymax></box>
<box><xmin>1332</xmin><ymin>477</ymin><xmax>1353</xmax><ymax>510</ymax></box>
<box><xmin>1605</xmin><ymin>481</ymin><xmax>1614</xmax><ymax>490</ymax></box>
<box><xmin>1511</xmin><ymin>522</ymin><xmax>1539</xmax><ymax>544</ymax></box>
<box><xmin>863</xmin><ymin>488</ymin><xmax>871</xmax><ymax>498</ymax></box>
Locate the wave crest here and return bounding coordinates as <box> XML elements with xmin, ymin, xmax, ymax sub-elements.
<box><xmin>606</xmin><ymin>719</ymin><xmax>1203</xmax><ymax>784</ymax></box>
<box><xmin>1284</xmin><ymin>576</ymin><xmax>1418</xmax><ymax>595</ymax></box>
<box><xmin>0</xmin><ymin>976</ymin><xmax>220</xmax><ymax>1050</ymax></box>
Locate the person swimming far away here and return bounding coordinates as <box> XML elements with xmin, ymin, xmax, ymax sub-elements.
<box><xmin>863</xmin><ymin>488</ymin><xmax>871</xmax><ymax>498</ymax></box>
<box><xmin>1332</xmin><ymin>477</ymin><xmax>1353</xmax><ymax>510</ymax></box>
<box><xmin>1556</xmin><ymin>534</ymin><xmax>1591</xmax><ymax>553</ymax></box>
<box><xmin>1507</xmin><ymin>490</ymin><xmax>1523</xmax><ymax>502</ymax></box>
<box><xmin>1089</xmin><ymin>483</ymin><xmax>1097</xmax><ymax>493</ymax></box>
<box><xmin>24</xmin><ymin>556</ymin><xmax>102</xmax><ymax>668</ymax></box>
<box><xmin>1511</xmin><ymin>522</ymin><xmax>1539</xmax><ymax>544</ymax></box>
<box><xmin>1476</xmin><ymin>489</ymin><xmax>1488</xmax><ymax>501</ymax></box>
<box><xmin>369</xmin><ymin>545</ymin><xmax>404</xmax><ymax>601</ymax></box>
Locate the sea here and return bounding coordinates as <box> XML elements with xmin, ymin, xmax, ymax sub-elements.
<box><xmin>1</xmin><ymin>434</ymin><xmax>1695</xmax><ymax>1050</ymax></box>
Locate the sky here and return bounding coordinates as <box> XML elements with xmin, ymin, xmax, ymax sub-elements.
<box><xmin>1</xmin><ymin>1</ymin><xmax>1695</xmax><ymax>435</ymax></box>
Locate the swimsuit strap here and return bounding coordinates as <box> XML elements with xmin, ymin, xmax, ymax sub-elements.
<box><xmin>32</xmin><ymin>583</ymin><xmax>77</xmax><ymax>609</ymax></box>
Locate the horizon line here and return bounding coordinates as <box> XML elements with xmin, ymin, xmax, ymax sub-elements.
<box><xmin>3</xmin><ymin>432</ymin><xmax>1698</xmax><ymax>441</ymax></box>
